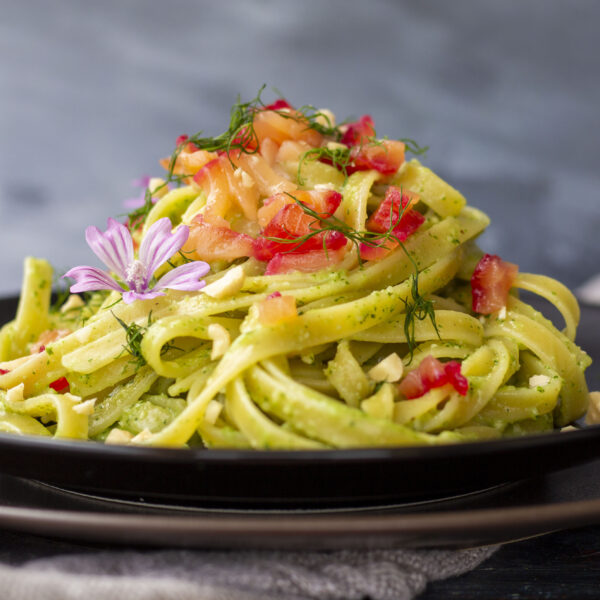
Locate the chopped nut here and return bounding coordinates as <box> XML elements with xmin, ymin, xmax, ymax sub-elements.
<box><xmin>368</xmin><ymin>353</ymin><xmax>404</xmax><ymax>382</ymax></box>
<box><xmin>528</xmin><ymin>375</ymin><xmax>551</xmax><ymax>388</ymax></box>
<box><xmin>202</xmin><ymin>265</ymin><xmax>246</xmax><ymax>299</ymax></box>
<box><xmin>208</xmin><ymin>323</ymin><xmax>231</xmax><ymax>359</ymax></box>
<box><xmin>72</xmin><ymin>398</ymin><xmax>96</xmax><ymax>416</ymax></box>
<box><xmin>314</xmin><ymin>183</ymin><xmax>336</xmax><ymax>191</ymax></box>
<box><xmin>326</xmin><ymin>141</ymin><xmax>347</xmax><ymax>151</ymax></box>
<box><xmin>315</xmin><ymin>108</ymin><xmax>336</xmax><ymax>129</ymax></box>
<box><xmin>63</xmin><ymin>392</ymin><xmax>82</xmax><ymax>404</ymax></box>
<box><xmin>130</xmin><ymin>429</ymin><xmax>153</xmax><ymax>444</ymax></box>
<box><xmin>105</xmin><ymin>428</ymin><xmax>133</xmax><ymax>445</ymax></box>
<box><xmin>497</xmin><ymin>306</ymin><xmax>507</xmax><ymax>319</ymax></box>
<box><xmin>148</xmin><ymin>177</ymin><xmax>168</xmax><ymax>198</ymax></box>
<box><xmin>585</xmin><ymin>391</ymin><xmax>600</xmax><ymax>425</ymax></box>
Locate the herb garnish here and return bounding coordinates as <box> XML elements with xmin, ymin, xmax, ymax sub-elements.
<box><xmin>113</xmin><ymin>311</ymin><xmax>184</xmax><ymax>369</ymax></box>
<box><xmin>113</xmin><ymin>312</ymin><xmax>150</xmax><ymax>369</ymax></box>
<box><xmin>399</xmin><ymin>137</ymin><xmax>429</xmax><ymax>157</ymax></box>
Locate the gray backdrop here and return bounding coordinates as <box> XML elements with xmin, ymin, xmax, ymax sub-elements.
<box><xmin>1</xmin><ymin>0</ymin><xmax>598</xmax><ymax>294</ymax></box>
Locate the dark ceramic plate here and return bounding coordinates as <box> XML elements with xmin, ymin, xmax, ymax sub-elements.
<box><xmin>1</xmin><ymin>461</ymin><xmax>600</xmax><ymax>549</ymax></box>
<box><xmin>0</xmin><ymin>296</ymin><xmax>599</xmax><ymax>509</ymax></box>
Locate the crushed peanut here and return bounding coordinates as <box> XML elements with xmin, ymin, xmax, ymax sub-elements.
<box><xmin>105</xmin><ymin>428</ymin><xmax>133</xmax><ymax>445</ymax></box>
<box><xmin>202</xmin><ymin>265</ymin><xmax>246</xmax><ymax>299</ymax></box>
<box><xmin>368</xmin><ymin>353</ymin><xmax>404</xmax><ymax>382</ymax></box>
<box><xmin>528</xmin><ymin>375</ymin><xmax>551</xmax><ymax>388</ymax></box>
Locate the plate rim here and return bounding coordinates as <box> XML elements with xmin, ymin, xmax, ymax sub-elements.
<box><xmin>1</xmin><ymin>488</ymin><xmax>600</xmax><ymax>549</ymax></box>
<box><xmin>0</xmin><ymin>423</ymin><xmax>599</xmax><ymax>465</ymax></box>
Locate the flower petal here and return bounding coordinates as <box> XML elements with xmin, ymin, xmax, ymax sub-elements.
<box><xmin>122</xmin><ymin>290</ymin><xmax>165</xmax><ymax>304</ymax></box>
<box><xmin>131</xmin><ymin>175</ymin><xmax>151</xmax><ymax>189</ymax></box>
<box><xmin>63</xmin><ymin>266</ymin><xmax>124</xmax><ymax>294</ymax></box>
<box><xmin>123</xmin><ymin>194</ymin><xmax>146</xmax><ymax>210</ymax></box>
<box><xmin>85</xmin><ymin>218</ymin><xmax>134</xmax><ymax>280</ymax></box>
<box><xmin>139</xmin><ymin>219</ymin><xmax>189</xmax><ymax>282</ymax></box>
<box><xmin>153</xmin><ymin>261</ymin><xmax>210</xmax><ymax>292</ymax></box>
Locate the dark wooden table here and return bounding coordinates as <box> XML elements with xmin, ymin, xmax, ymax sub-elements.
<box><xmin>422</xmin><ymin>525</ymin><xmax>600</xmax><ymax>599</ymax></box>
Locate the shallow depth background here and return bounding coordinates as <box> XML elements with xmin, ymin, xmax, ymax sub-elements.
<box><xmin>0</xmin><ymin>0</ymin><xmax>598</xmax><ymax>294</ymax></box>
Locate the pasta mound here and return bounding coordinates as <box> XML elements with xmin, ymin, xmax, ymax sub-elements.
<box><xmin>0</xmin><ymin>96</ymin><xmax>593</xmax><ymax>448</ymax></box>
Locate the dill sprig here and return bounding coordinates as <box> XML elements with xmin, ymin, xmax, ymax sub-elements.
<box><xmin>400</xmin><ymin>137</ymin><xmax>429</xmax><ymax>157</ymax></box>
<box><xmin>400</xmin><ymin>253</ymin><xmax>439</xmax><ymax>361</ymax></box>
<box><xmin>170</xmin><ymin>85</ymin><xmax>268</xmax><ymax>169</ymax></box>
<box><xmin>113</xmin><ymin>311</ymin><xmax>184</xmax><ymax>369</ymax></box>
<box><xmin>113</xmin><ymin>312</ymin><xmax>150</xmax><ymax>369</ymax></box>
<box><xmin>276</xmin><ymin>103</ymin><xmax>344</xmax><ymax>139</ymax></box>
<box><xmin>265</xmin><ymin>194</ymin><xmax>439</xmax><ymax>356</ymax></box>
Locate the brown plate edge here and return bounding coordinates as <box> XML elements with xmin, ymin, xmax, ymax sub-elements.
<box><xmin>1</xmin><ymin>496</ymin><xmax>600</xmax><ymax>550</ymax></box>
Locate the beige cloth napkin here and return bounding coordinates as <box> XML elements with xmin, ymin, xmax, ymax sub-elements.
<box><xmin>0</xmin><ymin>546</ymin><xmax>496</xmax><ymax>600</ymax></box>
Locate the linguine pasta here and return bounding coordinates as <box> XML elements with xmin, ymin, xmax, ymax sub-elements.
<box><xmin>0</xmin><ymin>94</ymin><xmax>592</xmax><ymax>448</ymax></box>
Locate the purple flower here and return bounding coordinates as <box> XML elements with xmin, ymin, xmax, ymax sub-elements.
<box><xmin>64</xmin><ymin>218</ymin><xmax>210</xmax><ymax>304</ymax></box>
<box><xmin>123</xmin><ymin>175</ymin><xmax>152</xmax><ymax>209</ymax></box>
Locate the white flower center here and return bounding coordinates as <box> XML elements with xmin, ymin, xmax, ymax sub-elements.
<box><xmin>125</xmin><ymin>260</ymin><xmax>148</xmax><ymax>292</ymax></box>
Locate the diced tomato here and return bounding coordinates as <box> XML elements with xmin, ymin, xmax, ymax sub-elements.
<box><xmin>257</xmin><ymin>189</ymin><xmax>342</xmax><ymax>228</ymax></box>
<box><xmin>175</xmin><ymin>134</ymin><xmax>199</xmax><ymax>153</ymax></box>
<box><xmin>193</xmin><ymin>155</ymin><xmax>259</xmax><ymax>222</ymax></box>
<box><xmin>347</xmin><ymin>140</ymin><xmax>405</xmax><ymax>176</ymax></box>
<box><xmin>193</xmin><ymin>157</ymin><xmax>235</xmax><ymax>223</ymax></box>
<box><xmin>341</xmin><ymin>115</ymin><xmax>376</xmax><ymax>146</ymax></box>
<box><xmin>0</xmin><ymin>369</ymin><xmax>9</xmax><ymax>375</ymax></box>
<box><xmin>397</xmin><ymin>369</ymin><xmax>427</xmax><ymax>399</ymax></box>
<box><xmin>232</xmin><ymin>152</ymin><xmax>297</xmax><ymax>198</ymax></box>
<box><xmin>419</xmin><ymin>355</ymin><xmax>449</xmax><ymax>389</ymax></box>
<box><xmin>444</xmin><ymin>361</ymin><xmax>469</xmax><ymax>396</ymax></box>
<box><xmin>160</xmin><ymin>149</ymin><xmax>217</xmax><ymax>178</ymax></box>
<box><xmin>252</xmin><ymin>109</ymin><xmax>322</xmax><ymax>148</ymax></box>
<box><xmin>358</xmin><ymin>239</ymin><xmax>398</xmax><ymax>262</ymax></box>
<box><xmin>49</xmin><ymin>376</ymin><xmax>70</xmax><ymax>394</ymax></box>
<box><xmin>339</xmin><ymin>116</ymin><xmax>404</xmax><ymax>176</ymax></box>
<box><xmin>264</xmin><ymin>99</ymin><xmax>293</xmax><ymax>111</ymax></box>
<box><xmin>358</xmin><ymin>187</ymin><xmax>424</xmax><ymax>262</ymax></box>
<box><xmin>183</xmin><ymin>215</ymin><xmax>254</xmax><ymax>262</ymax></box>
<box><xmin>253</xmin><ymin>203</ymin><xmax>346</xmax><ymax>260</ymax></box>
<box><xmin>471</xmin><ymin>254</ymin><xmax>518</xmax><ymax>315</ymax></box>
<box><xmin>257</xmin><ymin>293</ymin><xmax>297</xmax><ymax>325</ymax></box>
<box><xmin>398</xmin><ymin>356</ymin><xmax>468</xmax><ymax>399</ymax></box>
<box><xmin>366</xmin><ymin>187</ymin><xmax>423</xmax><ymax>238</ymax></box>
<box><xmin>265</xmin><ymin>247</ymin><xmax>347</xmax><ymax>275</ymax></box>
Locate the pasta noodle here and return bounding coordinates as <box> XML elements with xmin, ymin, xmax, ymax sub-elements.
<box><xmin>0</xmin><ymin>94</ymin><xmax>594</xmax><ymax>449</ymax></box>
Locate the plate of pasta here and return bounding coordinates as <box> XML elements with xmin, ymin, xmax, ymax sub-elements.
<box><xmin>0</xmin><ymin>90</ymin><xmax>598</xmax><ymax>506</ymax></box>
